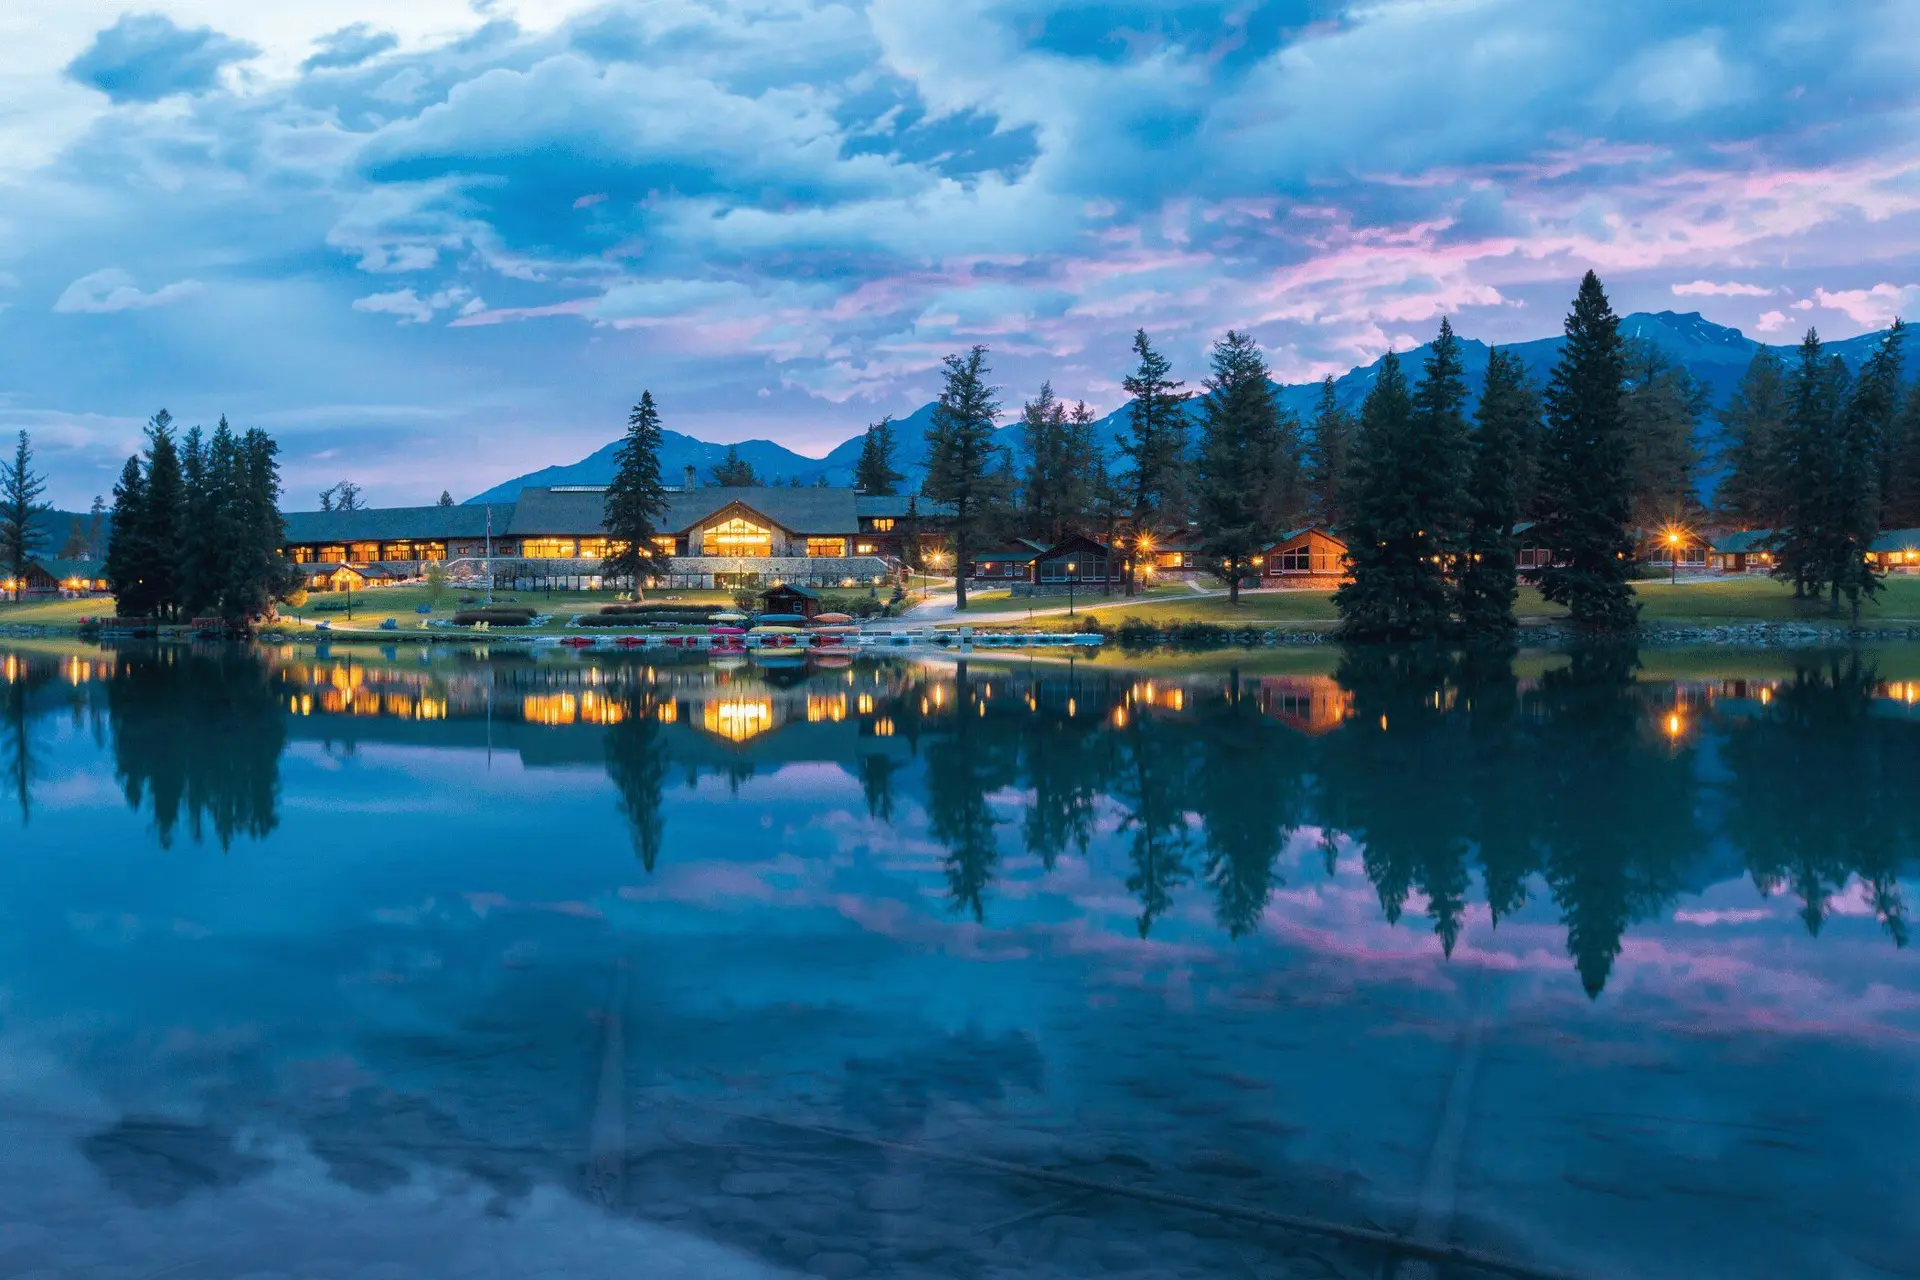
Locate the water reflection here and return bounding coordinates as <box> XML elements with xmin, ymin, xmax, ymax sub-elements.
<box><xmin>1</xmin><ymin>641</ymin><xmax>1916</xmax><ymax>994</ymax></box>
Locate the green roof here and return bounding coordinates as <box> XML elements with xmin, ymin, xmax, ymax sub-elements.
<box><xmin>283</xmin><ymin>503</ymin><xmax>505</xmax><ymax>544</ymax></box>
<box><xmin>1871</xmin><ymin>528</ymin><xmax>1920</xmax><ymax>553</ymax></box>
<box><xmin>1712</xmin><ymin>529</ymin><xmax>1774</xmax><ymax>554</ymax></box>
<box><xmin>31</xmin><ymin>557</ymin><xmax>107</xmax><ymax>581</ymax></box>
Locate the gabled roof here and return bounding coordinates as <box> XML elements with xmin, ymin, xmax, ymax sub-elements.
<box><xmin>970</xmin><ymin>545</ymin><xmax>1043</xmax><ymax>564</ymax></box>
<box><xmin>283</xmin><ymin>504</ymin><xmax>505</xmax><ymax>544</ymax></box>
<box><xmin>761</xmin><ymin>583</ymin><xmax>822</xmax><ymax>600</ymax></box>
<box><xmin>1033</xmin><ymin>532</ymin><xmax>1114</xmax><ymax>559</ymax></box>
<box><xmin>1264</xmin><ymin>525</ymin><xmax>1348</xmax><ymax>550</ymax></box>
<box><xmin>1871</xmin><ymin>528</ymin><xmax>1920</xmax><ymax>554</ymax></box>
<box><xmin>1712</xmin><ymin>529</ymin><xmax>1773</xmax><ymax>554</ymax></box>
<box><xmin>31</xmin><ymin>557</ymin><xmax>107</xmax><ymax>581</ymax></box>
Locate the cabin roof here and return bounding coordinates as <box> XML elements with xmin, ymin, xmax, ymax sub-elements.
<box><xmin>1712</xmin><ymin>529</ymin><xmax>1773</xmax><ymax>554</ymax></box>
<box><xmin>30</xmin><ymin>557</ymin><xmax>107</xmax><ymax>581</ymax></box>
<box><xmin>283</xmin><ymin>503</ymin><xmax>504</xmax><ymax>544</ymax></box>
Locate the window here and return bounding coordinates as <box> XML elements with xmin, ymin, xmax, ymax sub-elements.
<box><xmin>349</xmin><ymin>542</ymin><xmax>379</xmax><ymax>563</ymax></box>
<box><xmin>319</xmin><ymin>545</ymin><xmax>347</xmax><ymax>564</ymax></box>
<box><xmin>1038</xmin><ymin>555</ymin><xmax>1106</xmax><ymax>582</ymax></box>
<box><xmin>290</xmin><ymin>546</ymin><xmax>314</xmax><ymax>564</ymax></box>
<box><xmin>576</xmin><ymin>538</ymin><xmax>617</xmax><ymax>559</ymax></box>
<box><xmin>867</xmin><ymin>518</ymin><xmax>896</xmax><ymax>532</ymax></box>
<box><xmin>807</xmin><ymin>537</ymin><xmax>848</xmax><ymax>557</ymax></box>
<box><xmin>523</xmin><ymin>538</ymin><xmax>578</xmax><ymax>558</ymax></box>
<box><xmin>421</xmin><ymin>542</ymin><xmax>446</xmax><ymax>562</ymax></box>
<box><xmin>653</xmin><ymin>536</ymin><xmax>678</xmax><ymax>555</ymax></box>
<box><xmin>854</xmin><ymin>541</ymin><xmax>878</xmax><ymax>555</ymax></box>
<box><xmin>381</xmin><ymin>542</ymin><xmax>414</xmax><ymax>562</ymax></box>
<box><xmin>703</xmin><ymin>517</ymin><xmax>773</xmax><ymax>556</ymax></box>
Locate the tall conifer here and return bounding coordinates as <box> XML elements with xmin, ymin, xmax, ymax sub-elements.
<box><xmin>1334</xmin><ymin>351</ymin><xmax>1430</xmax><ymax>640</ymax></box>
<box><xmin>1459</xmin><ymin>348</ymin><xmax>1533</xmax><ymax>639</ymax></box>
<box><xmin>1827</xmin><ymin>321</ymin><xmax>1905</xmax><ymax>616</ymax></box>
<box><xmin>106</xmin><ymin>455</ymin><xmax>150</xmax><ymax>616</ymax></box>
<box><xmin>1533</xmin><ymin>272</ymin><xmax>1638</xmax><ymax>631</ymax></box>
<box><xmin>1305</xmin><ymin>376</ymin><xmax>1353</xmax><ymax>528</ymax></box>
<box><xmin>923</xmin><ymin>346</ymin><xmax>1010</xmax><ymax>611</ymax></box>
<box><xmin>601</xmin><ymin>392</ymin><xmax>672</xmax><ymax>593</ymax></box>
<box><xmin>1719</xmin><ymin>348</ymin><xmax>1791</xmax><ymax>529</ymax></box>
<box><xmin>138</xmin><ymin>412</ymin><xmax>186</xmax><ymax>619</ymax></box>
<box><xmin>853</xmin><ymin>417</ymin><xmax>904</xmax><ymax>496</ymax></box>
<box><xmin>1195</xmin><ymin>331</ymin><xmax>1282</xmax><ymax>603</ymax></box>
<box><xmin>0</xmin><ymin>430</ymin><xmax>49</xmax><ymax>601</ymax></box>
<box><xmin>1117</xmin><ymin>330</ymin><xmax>1190</xmax><ymax>588</ymax></box>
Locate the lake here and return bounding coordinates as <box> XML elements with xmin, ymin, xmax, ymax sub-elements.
<box><xmin>0</xmin><ymin>641</ymin><xmax>1915</xmax><ymax>1280</ymax></box>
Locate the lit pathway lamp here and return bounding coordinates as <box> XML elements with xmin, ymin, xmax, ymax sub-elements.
<box><xmin>1067</xmin><ymin>561</ymin><xmax>1077</xmax><ymax>617</ymax></box>
<box><xmin>1665</xmin><ymin>527</ymin><xmax>1684</xmax><ymax>586</ymax></box>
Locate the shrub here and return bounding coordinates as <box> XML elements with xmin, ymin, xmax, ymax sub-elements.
<box><xmin>453</xmin><ymin>609</ymin><xmax>537</xmax><ymax>626</ymax></box>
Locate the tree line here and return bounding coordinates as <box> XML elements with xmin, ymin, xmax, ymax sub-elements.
<box><xmin>105</xmin><ymin>410</ymin><xmax>299</xmax><ymax>623</ymax></box>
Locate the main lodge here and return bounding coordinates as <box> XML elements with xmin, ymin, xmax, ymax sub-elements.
<box><xmin>280</xmin><ymin>484</ymin><xmax>943</xmax><ymax>591</ymax></box>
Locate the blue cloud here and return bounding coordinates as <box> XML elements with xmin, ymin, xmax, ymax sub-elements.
<box><xmin>302</xmin><ymin>24</ymin><xmax>399</xmax><ymax>73</ymax></box>
<box><xmin>65</xmin><ymin>12</ymin><xmax>260</xmax><ymax>104</ymax></box>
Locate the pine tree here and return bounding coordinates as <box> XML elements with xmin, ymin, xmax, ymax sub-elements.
<box><xmin>223</xmin><ymin>428</ymin><xmax>295</xmax><ymax>623</ymax></box>
<box><xmin>1305</xmin><ymin>376</ymin><xmax>1353</xmax><ymax>528</ymax></box>
<box><xmin>177</xmin><ymin>424</ymin><xmax>220</xmax><ymax>617</ymax></box>
<box><xmin>0</xmin><ymin>430</ymin><xmax>49</xmax><ymax>600</ymax></box>
<box><xmin>1773</xmin><ymin>330</ymin><xmax>1848</xmax><ymax>599</ymax></box>
<box><xmin>1019</xmin><ymin>382</ymin><xmax>1093</xmax><ymax>546</ymax></box>
<box><xmin>86</xmin><ymin>494</ymin><xmax>106</xmax><ymax>559</ymax></box>
<box><xmin>318</xmin><ymin>480</ymin><xmax>362</xmax><ymax>513</ymax></box>
<box><xmin>708</xmin><ymin>445</ymin><xmax>759</xmax><ymax>487</ymax></box>
<box><xmin>1622</xmin><ymin>339</ymin><xmax>1707</xmax><ymax>531</ymax></box>
<box><xmin>1333</xmin><ymin>351</ymin><xmax>1427</xmax><ymax>640</ymax></box>
<box><xmin>438</xmin><ymin>490</ymin><xmax>454</xmax><ymax>507</ymax></box>
<box><xmin>853</xmin><ymin>417</ymin><xmax>904</xmax><ymax>496</ymax></box>
<box><xmin>1408</xmin><ymin>315</ymin><xmax>1472</xmax><ymax>585</ymax></box>
<box><xmin>1718</xmin><ymin>348</ymin><xmax>1791</xmax><ymax>529</ymax></box>
<box><xmin>1117</xmin><ymin>330</ymin><xmax>1190</xmax><ymax>588</ymax></box>
<box><xmin>1888</xmin><ymin>380</ymin><xmax>1920</xmax><ymax>529</ymax></box>
<box><xmin>1827</xmin><ymin>321</ymin><xmax>1905</xmax><ymax>617</ymax></box>
<box><xmin>1533</xmin><ymin>271</ymin><xmax>1638</xmax><ymax>632</ymax></box>
<box><xmin>601</xmin><ymin>392</ymin><xmax>672</xmax><ymax>593</ymax></box>
<box><xmin>1195</xmin><ymin>331</ymin><xmax>1281</xmax><ymax>603</ymax></box>
<box><xmin>1458</xmin><ymin>348</ymin><xmax>1532</xmax><ymax>639</ymax></box>
<box><xmin>923</xmin><ymin>346</ymin><xmax>1010</xmax><ymax>612</ymax></box>
<box><xmin>60</xmin><ymin>517</ymin><xmax>88</xmax><ymax>559</ymax></box>
<box><xmin>138</xmin><ymin>412</ymin><xmax>186</xmax><ymax>619</ymax></box>
<box><xmin>105</xmin><ymin>455</ymin><xmax>150</xmax><ymax>616</ymax></box>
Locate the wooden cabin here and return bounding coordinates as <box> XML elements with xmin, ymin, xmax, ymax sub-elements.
<box><xmin>1259</xmin><ymin>527</ymin><xmax>1348</xmax><ymax>588</ymax></box>
<box><xmin>759</xmin><ymin>583</ymin><xmax>823</xmax><ymax>620</ymax></box>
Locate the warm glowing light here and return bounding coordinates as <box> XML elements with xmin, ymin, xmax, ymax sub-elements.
<box><xmin>1665</xmin><ymin>712</ymin><xmax>1684</xmax><ymax>738</ymax></box>
<box><xmin>872</xmin><ymin>717</ymin><xmax>895</xmax><ymax>737</ymax></box>
<box><xmin>703</xmin><ymin>697</ymin><xmax>773</xmax><ymax>742</ymax></box>
<box><xmin>857</xmin><ymin>693</ymin><xmax>874</xmax><ymax>714</ymax></box>
<box><xmin>1067</xmin><ymin>697</ymin><xmax>1076</xmax><ymax>718</ymax></box>
<box><xmin>1112</xmin><ymin>705</ymin><xmax>1128</xmax><ymax>727</ymax></box>
<box><xmin>806</xmin><ymin>694</ymin><xmax>848</xmax><ymax>723</ymax></box>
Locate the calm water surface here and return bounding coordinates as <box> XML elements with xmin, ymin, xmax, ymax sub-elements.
<box><xmin>0</xmin><ymin>641</ymin><xmax>1916</xmax><ymax>1280</ymax></box>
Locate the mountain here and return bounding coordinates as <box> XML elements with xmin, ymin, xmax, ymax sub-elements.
<box><xmin>465</xmin><ymin>312</ymin><xmax>1900</xmax><ymax>504</ymax></box>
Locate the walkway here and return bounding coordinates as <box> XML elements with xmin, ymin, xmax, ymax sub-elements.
<box><xmin>903</xmin><ymin>582</ymin><xmax>1234</xmax><ymax>625</ymax></box>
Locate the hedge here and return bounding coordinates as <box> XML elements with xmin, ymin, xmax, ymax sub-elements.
<box><xmin>453</xmin><ymin>609</ymin><xmax>539</xmax><ymax>626</ymax></box>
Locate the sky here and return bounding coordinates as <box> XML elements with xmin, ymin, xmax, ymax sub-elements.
<box><xmin>3</xmin><ymin>0</ymin><xmax>1920</xmax><ymax>509</ymax></box>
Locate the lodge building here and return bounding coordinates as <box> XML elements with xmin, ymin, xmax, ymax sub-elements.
<box><xmin>280</xmin><ymin>485</ymin><xmax>949</xmax><ymax>590</ymax></box>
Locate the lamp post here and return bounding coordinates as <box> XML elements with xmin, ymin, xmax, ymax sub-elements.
<box><xmin>1667</xmin><ymin>530</ymin><xmax>1681</xmax><ymax>586</ymax></box>
<box><xmin>1067</xmin><ymin>561</ymin><xmax>1076</xmax><ymax>617</ymax></box>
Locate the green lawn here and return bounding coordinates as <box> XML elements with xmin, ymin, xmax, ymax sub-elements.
<box><xmin>1632</xmin><ymin>575</ymin><xmax>1920</xmax><ymax>621</ymax></box>
<box><xmin>0</xmin><ymin>596</ymin><xmax>103</xmax><ymax>625</ymax></box>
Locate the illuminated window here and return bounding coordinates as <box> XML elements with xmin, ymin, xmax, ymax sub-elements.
<box><xmin>807</xmin><ymin>537</ymin><xmax>848</xmax><ymax>557</ymax></box>
<box><xmin>523</xmin><ymin>538</ymin><xmax>578</xmax><ymax>558</ymax></box>
<box><xmin>867</xmin><ymin>518</ymin><xmax>896</xmax><ymax>532</ymax></box>
<box><xmin>349</xmin><ymin>542</ymin><xmax>379</xmax><ymax>563</ymax></box>
<box><xmin>702</xmin><ymin>517</ymin><xmax>773</xmax><ymax>556</ymax></box>
<box><xmin>703</xmin><ymin>697</ymin><xmax>774</xmax><ymax>741</ymax></box>
<box><xmin>653</xmin><ymin>536</ymin><xmax>678</xmax><ymax>555</ymax></box>
<box><xmin>381</xmin><ymin>541</ymin><xmax>415</xmax><ymax>562</ymax></box>
<box><xmin>1278</xmin><ymin>546</ymin><xmax>1311</xmax><ymax>572</ymax></box>
<box><xmin>290</xmin><ymin>546</ymin><xmax>314</xmax><ymax>564</ymax></box>
<box><xmin>576</xmin><ymin>538</ymin><xmax>615</xmax><ymax>559</ymax></box>
<box><xmin>319</xmin><ymin>545</ymin><xmax>347</xmax><ymax>564</ymax></box>
<box><xmin>855</xmin><ymin>541</ymin><xmax>878</xmax><ymax>554</ymax></box>
<box><xmin>421</xmin><ymin>542</ymin><xmax>446</xmax><ymax>562</ymax></box>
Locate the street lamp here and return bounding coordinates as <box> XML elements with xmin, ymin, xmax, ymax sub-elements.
<box><xmin>1067</xmin><ymin>561</ymin><xmax>1077</xmax><ymax>617</ymax></box>
<box><xmin>1664</xmin><ymin>527</ymin><xmax>1684</xmax><ymax>586</ymax></box>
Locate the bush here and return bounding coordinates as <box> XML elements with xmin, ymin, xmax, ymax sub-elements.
<box><xmin>597</xmin><ymin>602</ymin><xmax>722</xmax><ymax>617</ymax></box>
<box><xmin>453</xmin><ymin>609</ymin><xmax>537</xmax><ymax>626</ymax></box>
<box><xmin>576</xmin><ymin>612</ymin><xmax>712</xmax><ymax>627</ymax></box>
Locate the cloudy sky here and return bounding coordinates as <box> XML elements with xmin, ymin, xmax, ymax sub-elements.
<box><xmin>3</xmin><ymin>0</ymin><xmax>1919</xmax><ymax>508</ymax></box>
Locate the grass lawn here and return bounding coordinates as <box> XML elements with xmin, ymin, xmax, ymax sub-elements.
<box><xmin>0</xmin><ymin>596</ymin><xmax>104</xmax><ymax>626</ymax></box>
<box><xmin>1632</xmin><ymin>575</ymin><xmax>1920</xmax><ymax>622</ymax></box>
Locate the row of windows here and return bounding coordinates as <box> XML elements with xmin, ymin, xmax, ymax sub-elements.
<box><xmin>289</xmin><ymin>522</ymin><xmax>901</xmax><ymax>563</ymax></box>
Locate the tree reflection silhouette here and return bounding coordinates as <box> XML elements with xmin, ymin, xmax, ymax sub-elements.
<box><xmin>106</xmin><ymin>647</ymin><xmax>288</xmax><ymax>849</ymax></box>
<box><xmin>1724</xmin><ymin>653</ymin><xmax>1912</xmax><ymax>946</ymax></box>
<box><xmin>1192</xmin><ymin>672</ymin><xmax>1304</xmax><ymax>938</ymax></box>
<box><xmin>924</xmin><ymin>664</ymin><xmax>1016</xmax><ymax>922</ymax></box>
<box><xmin>605</xmin><ymin>694</ymin><xmax>670</xmax><ymax>871</ymax></box>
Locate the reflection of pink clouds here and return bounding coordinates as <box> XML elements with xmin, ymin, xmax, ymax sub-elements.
<box><xmin>461</xmin><ymin>891</ymin><xmax>605</xmax><ymax>920</ymax></box>
<box><xmin>1674</xmin><ymin>907</ymin><xmax>1776</xmax><ymax>926</ymax></box>
<box><xmin>619</xmin><ymin>863</ymin><xmax>780</xmax><ymax>905</ymax></box>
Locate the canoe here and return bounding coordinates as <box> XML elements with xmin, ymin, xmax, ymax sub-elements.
<box><xmin>709</xmin><ymin>625</ymin><xmax>746</xmax><ymax>636</ymax></box>
<box><xmin>712</xmin><ymin>610</ymin><xmax>748</xmax><ymax>622</ymax></box>
<box><xmin>560</xmin><ymin>636</ymin><xmax>596</xmax><ymax>648</ymax></box>
<box><xmin>755</xmin><ymin>613</ymin><xmax>808</xmax><ymax>626</ymax></box>
<box><xmin>811</xmin><ymin>612</ymin><xmax>855</xmax><ymax>625</ymax></box>
<box><xmin>811</xmin><ymin>652</ymin><xmax>852</xmax><ymax>669</ymax></box>
<box><xmin>750</xmin><ymin>625</ymin><xmax>803</xmax><ymax>635</ymax></box>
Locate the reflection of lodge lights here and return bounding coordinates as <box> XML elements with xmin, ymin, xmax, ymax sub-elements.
<box><xmin>857</xmin><ymin>693</ymin><xmax>874</xmax><ymax>715</ymax></box>
<box><xmin>872</xmin><ymin>717</ymin><xmax>895</xmax><ymax>737</ymax></box>
<box><xmin>1067</xmin><ymin>698</ymin><xmax>1076</xmax><ymax>717</ymax></box>
<box><xmin>655</xmin><ymin>701</ymin><xmax>679</xmax><ymax>723</ymax></box>
<box><xmin>2</xmin><ymin>655</ymin><xmax>19</xmax><ymax>684</ymax></box>
<box><xmin>523</xmin><ymin>692</ymin><xmax>626</xmax><ymax>726</ymax></box>
<box><xmin>807</xmin><ymin>694</ymin><xmax>848</xmax><ymax>723</ymax></box>
<box><xmin>1665</xmin><ymin>712</ymin><xmax>1684</xmax><ymax>739</ymax></box>
<box><xmin>704</xmin><ymin>698</ymin><xmax>773</xmax><ymax>742</ymax></box>
<box><xmin>1112</xmin><ymin>705</ymin><xmax>1128</xmax><ymax>728</ymax></box>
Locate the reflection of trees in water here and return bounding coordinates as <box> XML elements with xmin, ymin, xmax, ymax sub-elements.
<box><xmin>107</xmin><ymin>647</ymin><xmax>288</xmax><ymax>849</ymax></box>
<box><xmin>1191</xmin><ymin>676</ymin><xmax>1303</xmax><ymax>939</ymax></box>
<box><xmin>605</xmin><ymin>694</ymin><xmax>670</xmax><ymax>871</ymax></box>
<box><xmin>2</xmin><ymin>664</ymin><xmax>38</xmax><ymax>824</ymax></box>
<box><xmin>924</xmin><ymin>664</ymin><xmax>1014</xmax><ymax>923</ymax></box>
<box><xmin>1723</xmin><ymin>653</ymin><xmax>1911</xmax><ymax>946</ymax></box>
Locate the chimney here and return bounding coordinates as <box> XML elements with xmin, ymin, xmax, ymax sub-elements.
<box><xmin>684</xmin><ymin>464</ymin><xmax>698</xmax><ymax>491</ymax></box>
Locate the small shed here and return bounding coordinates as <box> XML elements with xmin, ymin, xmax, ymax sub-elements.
<box><xmin>968</xmin><ymin>540</ymin><xmax>1045</xmax><ymax>581</ymax></box>
<box><xmin>759</xmin><ymin>582</ymin><xmax>823</xmax><ymax>619</ymax></box>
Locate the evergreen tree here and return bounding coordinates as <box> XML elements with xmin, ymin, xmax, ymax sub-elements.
<box><xmin>1194</xmin><ymin>331</ymin><xmax>1282</xmax><ymax>603</ymax></box>
<box><xmin>0</xmin><ymin>430</ymin><xmax>49</xmax><ymax>600</ymax></box>
<box><xmin>1718</xmin><ymin>348</ymin><xmax>1791</xmax><ymax>528</ymax></box>
<box><xmin>318</xmin><ymin>480</ymin><xmax>362</xmax><ymax>512</ymax></box>
<box><xmin>1772</xmin><ymin>330</ymin><xmax>1849</xmax><ymax>599</ymax></box>
<box><xmin>1458</xmin><ymin>347</ymin><xmax>1531</xmax><ymax>639</ymax></box>
<box><xmin>708</xmin><ymin>445</ymin><xmax>759</xmax><ymax>487</ymax></box>
<box><xmin>1333</xmin><ymin>351</ymin><xmax>1430</xmax><ymax>640</ymax></box>
<box><xmin>853</xmin><ymin>416</ymin><xmax>904</xmax><ymax>496</ymax></box>
<box><xmin>1019</xmin><ymin>382</ymin><xmax>1093</xmax><ymax>546</ymax></box>
<box><xmin>177</xmin><ymin>424</ymin><xmax>220</xmax><ymax>617</ymax></box>
<box><xmin>1532</xmin><ymin>271</ymin><xmax>1638</xmax><ymax>632</ymax></box>
<box><xmin>1117</xmin><ymin>330</ymin><xmax>1190</xmax><ymax>587</ymax></box>
<box><xmin>105</xmin><ymin>455</ymin><xmax>150</xmax><ymax>616</ymax></box>
<box><xmin>222</xmin><ymin>428</ymin><xmax>295</xmax><ymax>623</ymax></box>
<box><xmin>1888</xmin><ymin>380</ymin><xmax>1920</xmax><ymax>529</ymax></box>
<box><xmin>601</xmin><ymin>392</ymin><xmax>672</xmax><ymax>592</ymax></box>
<box><xmin>1827</xmin><ymin>321</ymin><xmax>1905</xmax><ymax>617</ymax></box>
<box><xmin>1304</xmin><ymin>376</ymin><xmax>1353</xmax><ymax>528</ymax></box>
<box><xmin>923</xmin><ymin>346</ymin><xmax>1010</xmax><ymax>612</ymax></box>
<box><xmin>137</xmin><ymin>412</ymin><xmax>186</xmax><ymax>619</ymax></box>
<box><xmin>438</xmin><ymin>490</ymin><xmax>455</xmax><ymax>507</ymax></box>
<box><xmin>1408</xmin><ymin>315</ymin><xmax>1472</xmax><ymax>578</ymax></box>
<box><xmin>1621</xmin><ymin>339</ymin><xmax>1707</xmax><ymax>531</ymax></box>
<box><xmin>60</xmin><ymin>517</ymin><xmax>88</xmax><ymax>559</ymax></box>
<box><xmin>86</xmin><ymin>494</ymin><xmax>106</xmax><ymax>559</ymax></box>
